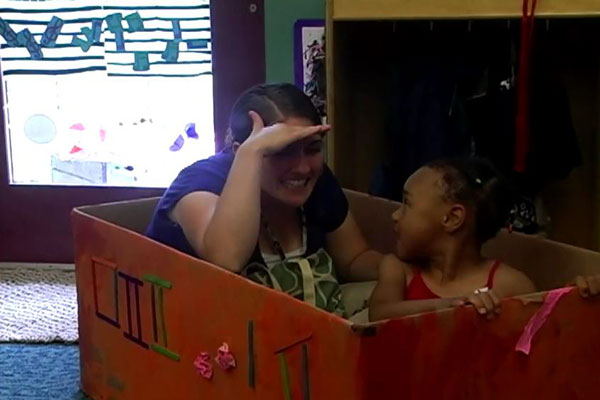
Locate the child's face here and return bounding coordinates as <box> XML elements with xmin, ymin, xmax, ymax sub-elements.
<box><xmin>392</xmin><ymin>167</ymin><xmax>448</xmax><ymax>261</ymax></box>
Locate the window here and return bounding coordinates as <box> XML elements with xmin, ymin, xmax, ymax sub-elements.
<box><xmin>0</xmin><ymin>0</ymin><xmax>214</xmax><ymax>187</ymax></box>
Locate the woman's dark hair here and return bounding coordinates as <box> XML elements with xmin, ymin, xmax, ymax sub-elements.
<box><xmin>426</xmin><ymin>158</ymin><xmax>516</xmax><ymax>244</ymax></box>
<box><xmin>227</xmin><ymin>83</ymin><xmax>321</xmax><ymax>145</ymax></box>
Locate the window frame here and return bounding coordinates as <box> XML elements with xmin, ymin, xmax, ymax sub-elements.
<box><xmin>0</xmin><ymin>0</ymin><xmax>265</xmax><ymax>262</ymax></box>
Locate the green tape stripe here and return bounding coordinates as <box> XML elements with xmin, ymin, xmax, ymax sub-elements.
<box><xmin>278</xmin><ymin>353</ymin><xmax>292</xmax><ymax>400</ymax></box>
<box><xmin>150</xmin><ymin>344</ymin><xmax>180</xmax><ymax>362</ymax></box>
<box><xmin>143</xmin><ymin>274</ymin><xmax>172</xmax><ymax>289</ymax></box>
<box><xmin>248</xmin><ymin>320</ymin><xmax>255</xmax><ymax>389</ymax></box>
<box><xmin>153</xmin><ymin>286</ymin><xmax>163</xmax><ymax>344</ymax></box>
<box><xmin>302</xmin><ymin>344</ymin><xmax>310</xmax><ymax>400</ymax></box>
<box><xmin>157</xmin><ymin>287</ymin><xmax>168</xmax><ymax>347</ymax></box>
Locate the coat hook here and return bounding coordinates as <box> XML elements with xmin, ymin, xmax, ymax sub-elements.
<box><xmin>546</xmin><ymin>19</ymin><xmax>550</xmax><ymax>32</ymax></box>
<box><xmin>467</xmin><ymin>20</ymin><xmax>472</xmax><ymax>33</ymax></box>
<box><xmin>507</xmin><ymin>19</ymin><xmax>511</xmax><ymax>30</ymax></box>
<box><xmin>429</xmin><ymin>20</ymin><xmax>434</xmax><ymax>32</ymax></box>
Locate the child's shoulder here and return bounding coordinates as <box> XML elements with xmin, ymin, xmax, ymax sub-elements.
<box><xmin>378</xmin><ymin>254</ymin><xmax>413</xmax><ymax>282</ymax></box>
<box><xmin>492</xmin><ymin>261</ymin><xmax>537</xmax><ymax>296</ymax></box>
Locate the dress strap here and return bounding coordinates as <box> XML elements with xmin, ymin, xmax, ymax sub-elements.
<box><xmin>405</xmin><ymin>270</ymin><xmax>441</xmax><ymax>300</ymax></box>
<box><xmin>486</xmin><ymin>260</ymin><xmax>501</xmax><ymax>289</ymax></box>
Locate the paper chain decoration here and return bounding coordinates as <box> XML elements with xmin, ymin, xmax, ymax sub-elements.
<box><xmin>0</xmin><ymin>12</ymin><xmax>209</xmax><ymax>71</ymax></box>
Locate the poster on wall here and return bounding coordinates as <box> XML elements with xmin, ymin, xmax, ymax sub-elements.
<box><xmin>294</xmin><ymin>19</ymin><xmax>325</xmax><ymax>120</ymax></box>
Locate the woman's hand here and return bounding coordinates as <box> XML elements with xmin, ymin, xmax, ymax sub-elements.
<box><xmin>240</xmin><ymin>111</ymin><xmax>329</xmax><ymax>156</ymax></box>
<box><xmin>463</xmin><ymin>288</ymin><xmax>502</xmax><ymax>319</ymax></box>
<box><xmin>574</xmin><ymin>274</ymin><xmax>600</xmax><ymax>298</ymax></box>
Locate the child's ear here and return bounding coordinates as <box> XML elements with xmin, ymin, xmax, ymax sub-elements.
<box><xmin>442</xmin><ymin>204</ymin><xmax>466</xmax><ymax>233</ymax></box>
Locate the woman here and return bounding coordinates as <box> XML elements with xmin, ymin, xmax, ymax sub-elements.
<box><xmin>147</xmin><ymin>83</ymin><xmax>383</xmax><ymax>316</ymax></box>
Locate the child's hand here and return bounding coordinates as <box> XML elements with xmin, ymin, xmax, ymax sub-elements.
<box><xmin>574</xmin><ymin>274</ymin><xmax>600</xmax><ymax>298</ymax></box>
<box><xmin>464</xmin><ymin>288</ymin><xmax>501</xmax><ymax>319</ymax></box>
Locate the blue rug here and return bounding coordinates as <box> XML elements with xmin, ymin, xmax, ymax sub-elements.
<box><xmin>0</xmin><ymin>344</ymin><xmax>90</xmax><ymax>400</ymax></box>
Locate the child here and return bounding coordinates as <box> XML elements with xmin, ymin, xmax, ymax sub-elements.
<box><xmin>370</xmin><ymin>158</ymin><xmax>600</xmax><ymax>322</ymax></box>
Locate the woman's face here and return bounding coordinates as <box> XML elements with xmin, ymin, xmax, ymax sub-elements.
<box><xmin>261</xmin><ymin>117</ymin><xmax>324</xmax><ymax>208</ymax></box>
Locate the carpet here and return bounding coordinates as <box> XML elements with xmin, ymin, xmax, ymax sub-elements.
<box><xmin>0</xmin><ymin>266</ymin><xmax>78</xmax><ymax>342</ymax></box>
<box><xmin>0</xmin><ymin>344</ymin><xmax>89</xmax><ymax>399</ymax></box>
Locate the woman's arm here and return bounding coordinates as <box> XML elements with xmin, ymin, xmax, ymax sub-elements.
<box><xmin>171</xmin><ymin>145</ymin><xmax>263</xmax><ymax>273</ymax></box>
<box><xmin>369</xmin><ymin>255</ymin><xmax>462</xmax><ymax>321</ymax></box>
<box><xmin>327</xmin><ymin>211</ymin><xmax>382</xmax><ymax>282</ymax></box>
<box><xmin>172</xmin><ymin>112</ymin><xmax>329</xmax><ymax>273</ymax></box>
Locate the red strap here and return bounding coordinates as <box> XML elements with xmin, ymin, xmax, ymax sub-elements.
<box><xmin>486</xmin><ymin>260</ymin><xmax>501</xmax><ymax>289</ymax></box>
<box><xmin>405</xmin><ymin>271</ymin><xmax>441</xmax><ymax>300</ymax></box>
<box><xmin>514</xmin><ymin>0</ymin><xmax>537</xmax><ymax>172</ymax></box>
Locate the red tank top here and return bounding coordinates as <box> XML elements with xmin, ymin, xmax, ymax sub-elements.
<box><xmin>405</xmin><ymin>260</ymin><xmax>501</xmax><ymax>301</ymax></box>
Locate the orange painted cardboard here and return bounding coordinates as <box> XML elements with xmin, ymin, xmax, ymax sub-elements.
<box><xmin>72</xmin><ymin>190</ymin><xmax>600</xmax><ymax>400</ymax></box>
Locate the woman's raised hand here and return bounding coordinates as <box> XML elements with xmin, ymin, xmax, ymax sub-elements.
<box><xmin>241</xmin><ymin>111</ymin><xmax>330</xmax><ymax>156</ymax></box>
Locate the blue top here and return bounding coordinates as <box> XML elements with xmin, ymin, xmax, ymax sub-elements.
<box><xmin>146</xmin><ymin>149</ymin><xmax>349</xmax><ymax>264</ymax></box>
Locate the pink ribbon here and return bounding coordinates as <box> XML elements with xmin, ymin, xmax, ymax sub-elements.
<box><xmin>193</xmin><ymin>352</ymin><xmax>213</xmax><ymax>380</ymax></box>
<box><xmin>215</xmin><ymin>342</ymin><xmax>236</xmax><ymax>371</ymax></box>
<box><xmin>515</xmin><ymin>287</ymin><xmax>574</xmax><ymax>355</ymax></box>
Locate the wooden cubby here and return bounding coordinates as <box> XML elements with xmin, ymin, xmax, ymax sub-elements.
<box><xmin>329</xmin><ymin>0</ymin><xmax>600</xmax><ymax>21</ymax></box>
<box><xmin>326</xmin><ymin>0</ymin><xmax>600</xmax><ymax>250</ymax></box>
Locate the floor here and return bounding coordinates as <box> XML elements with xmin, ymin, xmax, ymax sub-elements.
<box><xmin>0</xmin><ymin>344</ymin><xmax>89</xmax><ymax>400</ymax></box>
<box><xmin>1</xmin><ymin>263</ymin><xmax>87</xmax><ymax>399</ymax></box>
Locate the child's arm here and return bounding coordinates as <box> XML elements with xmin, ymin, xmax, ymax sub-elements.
<box><xmin>368</xmin><ymin>255</ymin><xmax>463</xmax><ymax>322</ymax></box>
<box><xmin>457</xmin><ymin>264</ymin><xmax>536</xmax><ymax>319</ymax></box>
<box><xmin>488</xmin><ymin>265</ymin><xmax>600</xmax><ymax>299</ymax></box>
<box><xmin>370</xmin><ymin>297</ymin><xmax>465</xmax><ymax>322</ymax></box>
<box><xmin>573</xmin><ymin>274</ymin><xmax>600</xmax><ymax>298</ymax></box>
<box><xmin>493</xmin><ymin>264</ymin><xmax>537</xmax><ymax>297</ymax></box>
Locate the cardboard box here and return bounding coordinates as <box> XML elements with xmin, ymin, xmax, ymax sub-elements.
<box><xmin>72</xmin><ymin>190</ymin><xmax>600</xmax><ymax>399</ymax></box>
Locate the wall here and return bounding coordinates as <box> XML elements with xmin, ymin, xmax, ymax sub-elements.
<box><xmin>264</xmin><ymin>0</ymin><xmax>324</xmax><ymax>83</ymax></box>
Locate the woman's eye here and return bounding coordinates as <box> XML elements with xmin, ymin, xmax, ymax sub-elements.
<box><xmin>305</xmin><ymin>142</ymin><xmax>323</xmax><ymax>154</ymax></box>
<box><xmin>273</xmin><ymin>146</ymin><xmax>295</xmax><ymax>157</ymax></box>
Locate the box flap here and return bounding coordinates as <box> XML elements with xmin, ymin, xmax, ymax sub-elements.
<box><xmin>75</xmin><ymin>197</ymin><xmax>160</xmax><ymax>234</ymax></box>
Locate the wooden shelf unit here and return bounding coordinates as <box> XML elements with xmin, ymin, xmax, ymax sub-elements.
<box><xmin>326</xmin><ymin>0</ymin><xmax>600</xmax><ymax>250</ymax></box>
<box><xmin>330</xmin><ymin>0</ymin><xmax>600</xmax><ymax>21</ymax></box>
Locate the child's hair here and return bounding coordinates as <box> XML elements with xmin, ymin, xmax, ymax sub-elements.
<box><xmin>426</xmin><ymin>158</ymin><xmax>515</xmax><ymax>244</ymax></box>
<box><xmin>227</xmin><ymin>83</ymin><xmax>321</xmax><ymax>146</ymax></box>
